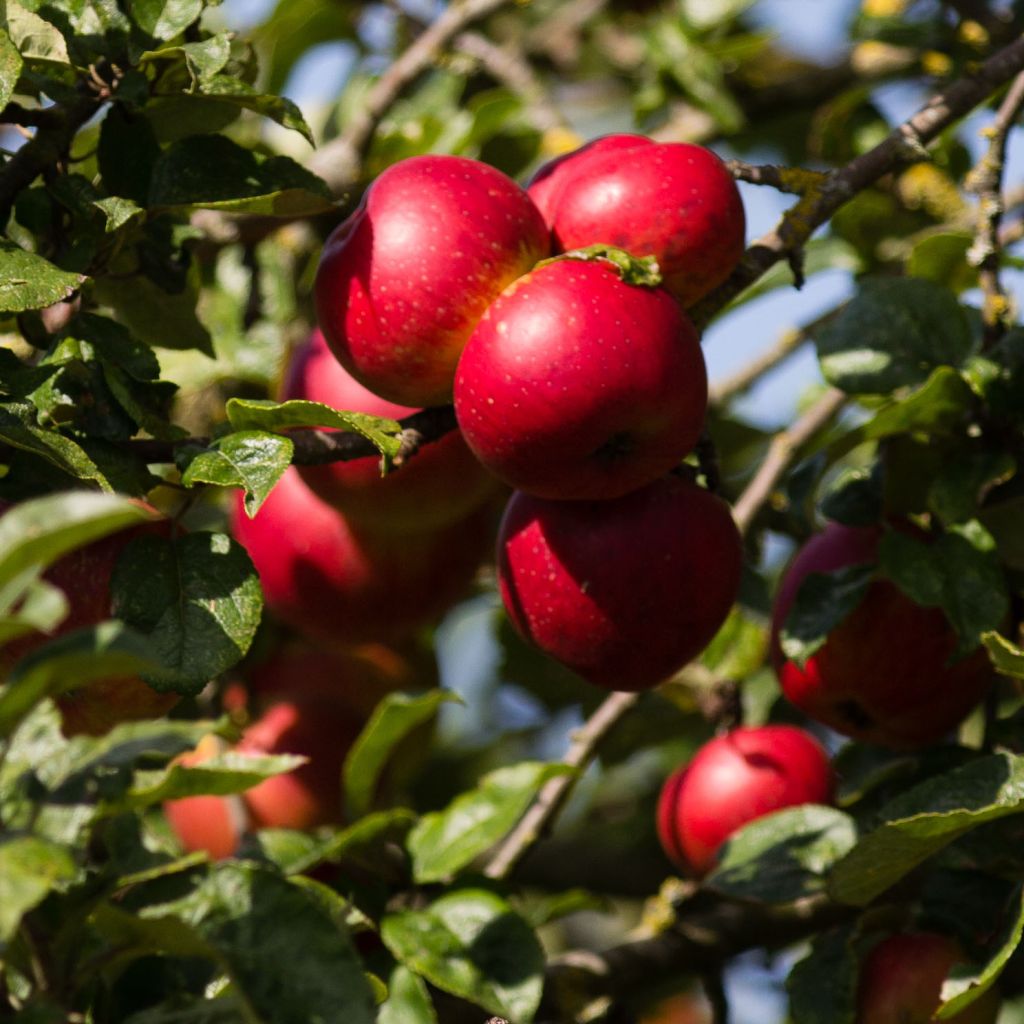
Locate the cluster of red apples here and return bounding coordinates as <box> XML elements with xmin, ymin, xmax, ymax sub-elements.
<box><xmin>313</xmin><ymin>135</ymin><xmax>748</xmax><ymax>694</ymax></box>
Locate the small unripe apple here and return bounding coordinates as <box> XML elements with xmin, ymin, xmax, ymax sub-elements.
<box><xmin>231</xmin><ymin>468</ymin><xmax>493</xmax><ymax>647</ymax></box>
<box><xmin>314</xmin><ymin>154</ymin><xmax>549</xmax><ymax>407</ymax></box>
<box><xmin>527</xmin><ymin>134</ymin><xmax>745</xmax><ymax>306</ymax></box>
<box><xmin>239</xmin><ymin>695</ymin><xmax>358</xmax><ymax>830</ymax></box>
<box><xmin>857</xmin><ymin>932</ymin><xmax>1000</xmax><ymax>1023</ymax></box>
<box><xmin>497</xmin><ymin>474</ymin><xmax>742</xmax><ymax>690</ymax></box>
<box><xmin>281</xmin><ymin>329</ymin><xmax>497</xmax><ymax>533</ymax></box>
<box><xmin>771</xmin><ymin>522</ymin><xmax>994</xmax><ymax>748</ymax></box>
<box><xmin>455</xmin><ymin>259</ymin><xmax>707</xmax><ymax>500</ymax></box>
<box><xmin>656</xmin><ymin>725</ymin><xmax>834</xmax><ymax>877</ymax></box>
<box><xmin>0</xmin><ymin>506</ymin><xmax>179</xmax><ymax>736</ymax></box>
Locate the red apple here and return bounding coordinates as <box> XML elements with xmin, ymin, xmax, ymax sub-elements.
<box><xmin>281</xmin><ymin>329</ymin><xmax>497</xmax><ymax>533</ymax></box>
<box><xmin>239</xmin><ymin>695</ymin><xmax>359</xmax><ymax>830</ymax></box>
<box><xmin>771</xmin><ymin>522</ymin><xmax>994</xmax><ymax>749</ymax></box>
<box><xmin>497</xmin><ymin>474</ymin><xmax>742</xmax><ymax>691</ymax></box>
<box><xmin>231</xmin><ymin>467</ymin><xmax>493</xmax><ymax>647</ymax></box>
<box><xmin>454</xmin><ymin>259</ymin><xmax>707</xmax><ymax>500</ymax></box>
<box><xmin>0</xmin><ymin>507</ymin><xmax>179</xmax><ymax>736</ymax></box>
<box><xmin>314</xmin><ymin>154</ymin><xmax>550</xmax><ymax>407</ymax></box>
<box><xmin>656</xmin><ymin>725</ymin><xmax>835</xmax><ymax>877</ymax></box>
<box><xmin>163</xmin><ymin>735</ymin><xmax>247</xmax><ymax>861</ymax></box>
<box><xmin>857</xmin><ymin>932</ymin><xmax>1000</xmax><ymax>1023</ymax></box>
<box><xmin>527</xmin><ymin>134</ymin><xmax>745</xmax><ymax>306</ymax></box>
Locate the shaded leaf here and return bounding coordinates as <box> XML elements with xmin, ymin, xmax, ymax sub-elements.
<box><xmin>707</xmin><ymin>805</ymin><xmax>857</xmax><ymax>904</ymax></box>
<box><xmin>149</xmin><ymin>135</ymin><xmax>333</xmax><ymax>215</ymax></box>
<box><xmin>879</xmin><ymin>521</ymin><xmax>1008</xmax><ymax>654</ymax></box>
<box><xmin>143</xmin><ymin>863</ymin><xmax>376</xmax><ymax>1024</ymax></box>
<box><xmin>381</xmin><ymin>888</ymin><xmax>545</xmax><ymax>1023</ymax></box>
<box><xmin>139</xmin><ymin>33</ymin><xmax>232</xmax><ymax>84</ymax></box>
<box><xmin>110</xmin><ymin>532</ymin><xmax>263</xmax><ymax>694</ymax></box>
<box><xmin>179</xmin><ymin>432</ymin><xmax>294</xmax><ymax>517</ymax></box>
<box><xmin>94</xmin><ymin>196</ymin><xmax>146</xmax><ymax>233</ymax></box>
<box><xmin>818</xmin><ymin>277</ymin><xmax>972</xmax><ymax>394</ymax></box>
<box><xmin>0</xmin><ymin>836</ymin><xmax>76</xmax><ymax>944</ymax></box>
<box><xmin>343</xmin><ymin>690</ymin><xmax>460</xmax><ymax>819</ymax></box>
<box><xmin>829</xmin><ymin>752</ymin><xmax>1024</xmax><ymax>906</ymax></box>
<box><xmin>779</xmin><ymin>564</ymin><xmax>873</xmax><ymax>667</ymax></box>
<box><xmin>938</xmin><ymin>883</ymin><xmax>1024</xmax><ymax>1018</ymax></box>
<box><xmin>127</xmin><ymin>0</ymin><xmax>204</xmax><ymax>42</ymax></box>
<box><xmin>409</xmin><ymin>762</ymin><xmax>574</xmax><ymax>883</ymax></box>
<box><xmin>787</xmin><ymin>925</ymin><xmax>858</xmax><ymax>1024</ymax></box>
<box><xmin>199</xmin><ymin>76</ymin><xmax>314</xmax><ymax>144</ymax></box>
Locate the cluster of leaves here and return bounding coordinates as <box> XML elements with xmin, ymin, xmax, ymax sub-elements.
<box><xmin>3</xmin><ymin>0</ymin><xmax>1024</xmax><ymax>1022</ymax></box>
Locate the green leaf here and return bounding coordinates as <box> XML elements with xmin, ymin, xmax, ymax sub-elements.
<box><xmin>0</xmin><ymin>621</ymin><xmax>161</xmax><ymax>738</ymax></box>
<box><xmin>700</xmin><ymin>606</ymin><xmax>769</xmax><ymax>679</ymax></box>
<box><xmin>0</xmin><ymin>410</ymin><xmax>113</xmax><ymax>489</ymax></box>
<box><xmin>707</xmin><ymin>805</ymin><xmax>857</xmax><ymax>904</ymax></box>
<box><xmin>0</xmin><ymin>578</ymin><xmax>67</xmax><ymax>647</ymax></box>
<box><xmin>0</xmin><ymin>240</ymin><xmax>85</xmax><ymax>313</ymax></box>
<box><xmin>179</xmin><ymin>432</ymin><xmax>294</xmax><ymax>517</ymax></box>
<box><xmin>824</xmin><ymin>367</ymin><xmax>975</xmax><ymax>462</ymax></box>
<box><xmin>198</xmin><ymin>76</ymin><xmax>314</xmax><ymax>145</ymax></box>
<box><xmin>94</xmin><ymin>196</ymin><xmax>146</xmax><ymax>233</ymax></box>
<box><xmin>144</xmin><ymin>863</ymin><xmax>376</xmax><ymax>1024</ymax></box>
<box><xmin>94</xmin><ymin>271</ymin><xmax>214</xmax><ymax>357</ymax></box>
<box><xmin>817</xmin><ymin>277</ymin><xmax>972</xmax><ymax>394</ymax></box>
<box><xmin>0</xmin><ymin>491</ymin><xmax>151</xmax><ymax>603</ymax></box>
<box><xmin>0</xmin><ymin>27</ymin><xmax>23</xmax><ymax>111</ymax></box>
<box><xmin>149</xmin><ymin>135</ymin><xmax>334</xmax><ymax>215</ymax></box>
<box><xmin>879</xmin><ymin>521</ymin><xmax>1008</xmax><ymax>653</ymax></box>
<box><xmin>982</xmin><ymin>630</ymin><xmax>1024</xmax><ymax>679</ymax></box>
<box><xmin>343</xmin><ymin>690</ymin><xmax>461</xmax><ymax>820</ymax></box>
<box><xmin>409</xmin><ymin>762</ymin><xmax>575</xmax><ymax>883</ymax></box>
<box><xmin>249</xmin><ymin>808</ymin><xmax>416</xmax><ymax>876</ymax></box>
<box><xmin>127</xmin><ymin>0</ymin><xmax>204</xmax><ymax>41</ymax></box>
<box><xmin>0</xmin><ymin>836</ymin><xmax>76</xmax><ymax>944</ymax></box>
<box><xmin>6</xmin><ymin>3</ymin><xmax>69</xmax><ymax>65</ymax></box>
<box><xmin>139</xmin><ymin>33</ymin><xmax>232</xmax><ymax>84</ymax></box>
<box><xmin>225</xmin><ymin>397</ymin><xmax>402</xmax><ymax>462</ymax></box>
<box><xmin>828</xmin><ymin>751</ymin><xmax>1024</xmax><ymax>906</ymax></box>
<box><xmin>820</xmin><ymin>465</ymin><xmax>883</xmax><ymax>527</ymax></box>
<box><xmin>938</xmin><ymin>883</ymin><xmax>1024</xmax><ymax>1018</ymax></box>
<box><xmin>787</xmin><ymin>926</ymin><xmax>858</xmax><ymax>1024</ymax></box>
<box><xmin>379</xmin><ymin>965</ymin><xmax>437</xmax><ymax>1024</ymax></box>
<box><xmin>779</xmin><ymin>564</ymin><xmax>874</xmax><ymax>667</ymax></box>
<box><xmin>927</xmin><ymin>451</ymin><xmax>1015</xmax><ymax>526</ymax></box>
<box><xmin>908</xmin><ymin>230</ymin><xmax>977</xmax><ymax>293</ymax></box>
<box><xmin>125</xmin><ymin>751</ymin><xmax>305</xmax><ymax>809</ymax></box>
<box><xmin>110</xmin><ymin>532</ymin><xmax>263</xmax><ymax>694</ymax></box>
<box><xmin>381</xmin><ymin>888</ymin><xmax>545</xmax><ymax>1023</ymax></box>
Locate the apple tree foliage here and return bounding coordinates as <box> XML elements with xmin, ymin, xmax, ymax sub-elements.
<box><xmin>3</xmin><ymin>1</ymin><xmax>1024</xmax><ymax>1022</ymax></box>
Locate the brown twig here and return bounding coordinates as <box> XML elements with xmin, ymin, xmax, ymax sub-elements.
<box><xmin>483</xmin><ymin>690</ymin><xmax>641</xmax><ymax>881</ymax></box>
<box><xmin>691</xmin><ymin>33</ymin><xmax>1024</xmax><ymax>330</ymax></box>
<box><xmin>965</xmin><ymin>70</ymin><xmax>1024</xmax><ymax>345</ymax></box>
<box><xmin>725</xmin><ymin>160</ymin><xmax>829</xmax><ymax>196</ymax></box>
<box><xmin>731</xmin><ymin>388</ymin><xmax>848</xmax><ymax>537</ymax></box>
<box><xmin>454</xmin><ymin>32</ymin><xmax>570</xmax><ymax>135</ymax></box>
<box><xmin>308</xmin><ymin>0</ymin><xmax>516</xmax><ymax>197</ymax></box>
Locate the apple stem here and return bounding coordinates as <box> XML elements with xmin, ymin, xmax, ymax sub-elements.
<box><xmin>538</xmin><ymin>244</ymin><xmax>663</xmax><ymax>288</ymax></box>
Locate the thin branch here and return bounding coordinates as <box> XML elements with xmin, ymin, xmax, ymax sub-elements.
<box><xmin>454</xmin><ymin>32</ymin><xmax>570</xmax><ymax>135</ymax></box>
<box><xmin>308</xmin><ymin>0</ymin><xmax>516</xmax><ymax>197</ymax></box>
<box><xmin>965</xmin><ymin>70</ymin><xmax>1024</xmax><ymax>345</ymax></box>
<box><xmin>0</xmin><ymin>91</ymin><xmax>103</xmax><ymax>225</ymax></box>
<box><xmin>725</xmin><ymin>160</ymin><xmax>829</xmax><ymax>196</ymax></box>
<box><xmin>691</xmin><ymin>33</ymin><xmax>1024</xmax><ymax>330</ymax></box>
<box><xmin>731</xmin><ymin>388</ymin><xmax>848</xmax><ymax>537</ymax></box>
<box><xmin>483</xmin><ymin>690</ymin><xmax>641</xmax><ymax>881</ymax></box>
<box><xmin>119</xmin><ymin>405</ymin><xmax>460</xmax><ymax>467</ymax></box>
<box><xmin>540</xmin><ymin>891</ymin><xmax>852</xmax><ymax>1020</ymax></box>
